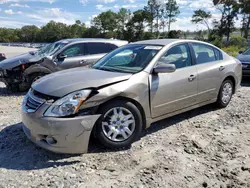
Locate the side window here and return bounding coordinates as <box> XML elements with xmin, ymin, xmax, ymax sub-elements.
<box><xmin>62</xmin><ymin>44</ymin><xmax>85</xmax><ymax>57</ymax></box>
<box><xmin>157</xmin><ymin>43</ymin><xmax>192</xmax><ymax>69</ymax></box>
<box><xmin>86</xmin><ymin>43</ymin><xmax>112</xmax><ymax>55</ymax></box>
<box><xmin>214</xmin><ymin>48</ymin><xmax>223</xmax><ymax>60</ymax></box>
<box><xmin>192</xmin><ymin>43</ymin><xmax>217</xmax><ymax>64</ymax></box>
<box><xmin>107</xmin><ymin>43</ymin><xmax>118</xmax><ymax>51</ymax></box>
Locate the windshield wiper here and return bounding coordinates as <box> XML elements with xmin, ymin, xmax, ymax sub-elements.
<box><xmin>95</xmin><ymin>67</ymin><xmax>116</xmax><ymax>72</ymax></box>
<box><xmin>94</xmin><ymin>66</ymin><xmax>133</xmax><ymax>73</ymax></box>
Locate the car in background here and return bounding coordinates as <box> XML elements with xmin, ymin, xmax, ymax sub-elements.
<box><xmin>21</xmin><ymin>39</ymin><xmax>242</xmax><ymax>154</ymax></box>
<box><xmin>236</xmin><ymin>48</ymin><xmax>250</xmax><ymax>76</ymax></box>
<box><xmin>0</xmin><ymin>38</ymin><xmax>128</xmax><ymax>91</ymax></box>
<box><xmin>0</xmin><ymin>53</ymin><xmax>6</xmax><ymax>62</ymax></box>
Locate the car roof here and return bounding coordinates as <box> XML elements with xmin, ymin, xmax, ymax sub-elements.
<box><xmin>58</xmin><ymin>38</ymin><xmax>128</xmax><ymax>45</ymax></box>
<box><xmin>132</xmin><ymin>39</ymin><xmax>214</xmax><ymax>47</ymax></box>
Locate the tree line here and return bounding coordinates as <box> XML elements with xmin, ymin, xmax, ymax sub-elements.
<box><xmin>0</xmin><ymin>0</ymin><xmax>250</xmax><ymax>44</ymax></box>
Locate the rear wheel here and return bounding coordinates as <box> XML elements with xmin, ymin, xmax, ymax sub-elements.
<box><xmin>216</xmin><ymin>79</ymin><xmax>234</xmax><ymax>108</ymax></box>
<box><xmin>95</xmin><ymin>100</ymin><xmax>143</xmax><ymax>149</ymax></box>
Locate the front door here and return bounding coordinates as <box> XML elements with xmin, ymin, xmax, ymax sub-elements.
<box><xmin>56</xmin><ymin>43</ymin><xmax>86</xmax><ymax>69</ymax></box>
<box><xmin>150</xmin><ymin>43</ymin><xmax>198</xmax><ymax>118</ymax></box>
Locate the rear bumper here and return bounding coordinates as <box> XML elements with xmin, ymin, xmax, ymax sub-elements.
<box><xmin>22</xmin><ymin>103</ymin><xmax>101</xmax><ymax>154</ymax></box>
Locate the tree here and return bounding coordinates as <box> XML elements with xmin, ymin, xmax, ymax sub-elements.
<box><xmin>164</xmin><ymin>0</ymin><xmax>180</xmax><ymax>32</ymax></box>
<box><xmin>84</xmin><ymin>26</ymin><xmax>101</xmax><ymax>38</ymax></box>
<box><xmin>214</xmin><ymin>0</ymin><xmax>239</xmax><ymax>43</ymax></box>
<box><xmin>125</xmin><ymin>10</ymin><xmax>149</xmax><ymax>42</ymax></box>
<box><xmin>69</xmin><ymin>20</ymin><xmax>86</xmax><ymax>38</ymax></box>
<box><xmin>39</xmin><ymin>21</ymin><xmax>70</xmax><ymax>42</ymax></box>
<box><xmin>19</xmin><ymin>25</ymin><xmax>40</xmax><ymax>42</ymax></box>
<box><xmin>92</xmin><ymin>10</ymin><xmax>118</xmax><ymax>38</ymax></box>
<box><xmin>239</xmin><ymin>0</ymin><xmax>250</xmax><ymax>38</ymax></box>
<box><xmin>191</xmin><ymin>9</ymin><xmax>212</xmax><ymax>34</ymax></box>
<box><xmin>0</xmin><ymin>28</ymin><xmax>19</xmax><ymax>42</ymax></box>
<box><xmin>167</xmin><ymin>30</ymin><xmax>182</xmax><ymax>38</ymax></box>
<box><xmin>144</xmin><ymin>0</ymin><xmax>164</xmax><ymax>34</ymax></box>
<box><xmin>116</xmin><ymin>8</ymin><xmax>131</xmax><ymax>39</ymax></box>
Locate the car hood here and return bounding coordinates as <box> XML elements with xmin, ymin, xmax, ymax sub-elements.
<box><xmin>0</xmin><ymin>52</ymin><xmax>34</xmax><ymax>70</ymax></box>
<box><xmin>32</xmin><ymin>68</ymin><xmax>132</xmax><ymax>97</ymax></box>
<box><xmin>236</xmin><ymin>54</ymin><xmax>250</xmax><ymax>63</ymax></box>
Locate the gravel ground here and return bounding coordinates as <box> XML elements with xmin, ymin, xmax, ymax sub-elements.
<box><xmin>0</xmin><ymin>80</ymin><xmax>250</xmax><ymax>188</ymax></box>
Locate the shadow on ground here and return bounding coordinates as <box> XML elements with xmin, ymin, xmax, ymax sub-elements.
<box><xmin>241</xmin><ymin>77</ymin><xmax>250</xmax><ymax>87</ymax></box>
<box><xmin>0</xmin><ymin>86</ymin><xmax>26</xmax><ymax>97</ymax></box>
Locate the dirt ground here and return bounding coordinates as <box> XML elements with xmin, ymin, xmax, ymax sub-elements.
<box><xmin>0</xmin><ymin>79</ymin><xmax>250</xmax><ymax>188</ymax></box>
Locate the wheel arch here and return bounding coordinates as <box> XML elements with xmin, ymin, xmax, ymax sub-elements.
<box><xmin>97</xmin><ymin>96</ymin><xmax>147</xmax><ymax>130</ymax></box>
<box><xmin>24</xmin><ymin>64</ymin><xmax>52</xmax><ymax>76</ymax></box>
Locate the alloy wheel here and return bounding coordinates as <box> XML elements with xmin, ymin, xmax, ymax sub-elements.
<box><xmin>221</xmin><ymin>82</ymin><xmax>233</xmax><ymax>104</ymax></box>
<box><xmin>101</xmin><ymin>107</ymin><xmax>135</xmax><ymax>142</ymax></box>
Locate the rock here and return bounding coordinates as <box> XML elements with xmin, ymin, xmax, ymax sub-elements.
<box><xmin>202</xmin><ymin>182</ymin><xmax>208</xmax><ymax>187</ymax></box>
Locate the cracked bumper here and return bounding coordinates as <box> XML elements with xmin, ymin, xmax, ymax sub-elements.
<box><xmin>21</xmin><ymin>104</ymin><xmax>101</xmax><ymax>154</ymax></box>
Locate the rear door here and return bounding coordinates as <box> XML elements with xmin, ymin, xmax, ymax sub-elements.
<box><xmin>56</xmin><ymin>43</ymin><xmax>87</xmax><ymax>69</ymax></box>
<box><xmin>191</xmin><ymin>43</ymin><xmax>224</xmax><ymax>102</ymax></box>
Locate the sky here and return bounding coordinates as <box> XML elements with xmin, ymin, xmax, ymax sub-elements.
<box><xmin>0</xmin><ymin>0</ymin><xmax>236</xmax><ymax>31</ymax></box>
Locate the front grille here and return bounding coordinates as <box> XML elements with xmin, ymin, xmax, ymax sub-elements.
<box><xmin>25</xmin><ymin>90</ymin><xmax>46</xmax><ymax>112</ymax></box>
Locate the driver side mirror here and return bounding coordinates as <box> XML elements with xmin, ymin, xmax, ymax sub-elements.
<box><xmin>58</xmin><ymin>53</ymin><xmax>67</xmax><ymax>59</ymax></box>
<box><xmin>153</xmin><ymin>64</ymin><xmax>176</xmax><ymax>74</ymax></box>
<box><xmin>239</xmin><ymin>51</ymin><xmax>243</xmax><ymax>54</ymax></box>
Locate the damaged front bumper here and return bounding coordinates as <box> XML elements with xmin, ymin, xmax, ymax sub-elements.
<box><xmin>0</xmin><ymin>69</ymin><xmax>7</xmax><ymax>85</ymax></box>
<box><xmin>0</xmin><ymin>68</ymin><xmax>24</xmax><ymax>86</ymax></box>
<box><xmin>21</xmin><ymin>103</ymin><xmax>101</xmax><ymax>154</ymax></box>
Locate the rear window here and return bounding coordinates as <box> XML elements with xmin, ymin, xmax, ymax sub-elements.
<box><xmin>86</xmin><ymin>43</ymin><xmax>114</xmax><ymax>55</ymax></box>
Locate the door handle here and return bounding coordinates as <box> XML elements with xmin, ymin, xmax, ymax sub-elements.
<box><xmin>219</xmin><ymin>66</ymin><xmax>225</xmax><ymax>71</ymax></box>
<box><xmin>188</xmin><ymin>75</ymin><xmax>196</xmax><ymax>82</ymax></box>
<box><xmin>79</xmin><ymin>60</ymin><xmax>86</xmax><ymax>64</ymax></box>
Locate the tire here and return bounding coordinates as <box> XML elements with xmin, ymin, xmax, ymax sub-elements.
<box><xmin>216</xmin><ymin>79</ymin><xmax>234</xmax><ymax>108</ymax></box>
<box><xmin>28</xmin><ymin>73</ymin><xmax>46</xmax><ymax>87</ymax></box>
<box><xmin>95</xmin><ymin>100</ymin><xmax>143</xmax><ymax>149</ymax></box>
<box><xmin>6</xmin><ymin>83</ymin><xmax>19</xmax><ymax>92</ymax></box>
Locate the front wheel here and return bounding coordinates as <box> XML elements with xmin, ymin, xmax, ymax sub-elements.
<box><xmin>28</xmin><ymin>73</ymin><xmax>46</xmax><ymax>87</ymax></box>
<box><xmin>216</xmin><ymin>79</ymin><xmax>234</xmax><ymax>108</ymax></box>
<box><xmin>95</xmin><ymin>100</ymin><xmax>143</xmax><ymax>149</ymax></box>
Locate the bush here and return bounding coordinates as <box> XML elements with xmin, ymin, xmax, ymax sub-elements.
<box><xmin>167</xmin><ymin>30</ymin><xmax>182</xmax><ymax>38</ymax></box>
<box><xmin>229</xmin><ymin>36</ymin><xmax>248</xmax><ymax>48</ymax></box>
<box><xmin>211</xmin><ymin>37</ymin><xmax>223</xmax><ymax>48</ymax></box>
<box><xmin>221</xmin><ymin>45</ymin><xmax>246</xmax><ymax>57</ymax></box>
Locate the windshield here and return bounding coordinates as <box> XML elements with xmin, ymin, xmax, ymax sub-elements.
<box><xmin>92</xmin><ymin>44</ymin><xmax>162</xmax><ymax>73</ymax></box>
<box><xmin>243</xmin><ymin>48</ymin><xmax>250</xmax><ymax>55</ymax></box>
<box><xmin>36</xmin><ymin>42</ymin><xmax>67</xmax><ymax>56</ymax></box>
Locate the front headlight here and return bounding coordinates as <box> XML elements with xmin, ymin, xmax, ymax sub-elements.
<box><xmin>44</xmin><ymin>90</ymin><xmax>92</xmax><ymax>117</ymax></box>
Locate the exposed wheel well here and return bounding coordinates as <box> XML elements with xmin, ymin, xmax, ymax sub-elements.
<box><xmin>98</xmin><ymin>96</ymin><xmax>147</xmax><ymax>129</ymax></box>
<box><xmin>223</xmin><ymin>76</ymin><xmax>236</xmax><ymax>94</ymax></box>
